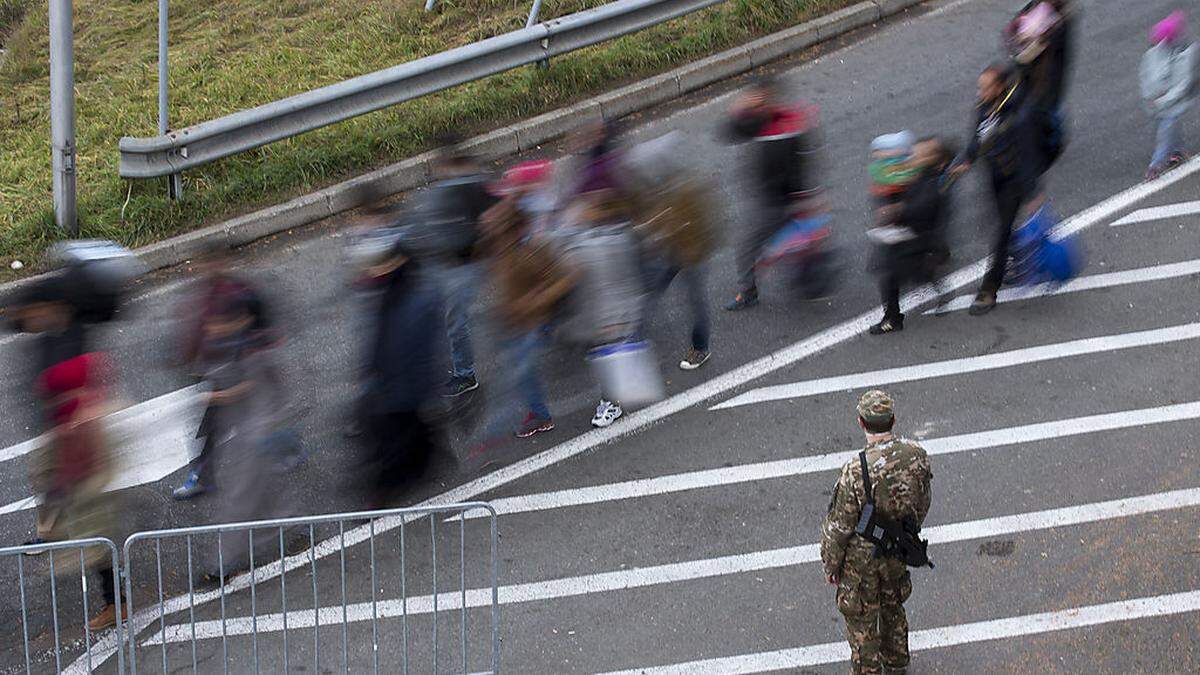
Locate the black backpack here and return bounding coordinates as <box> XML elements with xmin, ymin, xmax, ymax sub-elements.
<box><xmin>50</xmin><ymin>241</ymin><xmax>143</xmax><ymax>324</ymax></box>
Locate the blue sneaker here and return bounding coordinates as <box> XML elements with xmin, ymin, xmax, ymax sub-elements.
<box><xmin>172</xmin><ymin>473</ymin><xmax>208</xmax><ymax>500</ymax></box>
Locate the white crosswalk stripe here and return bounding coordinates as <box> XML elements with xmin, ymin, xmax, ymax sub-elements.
<box><xmin>711</xmin><ymin>322</ymin><xmax>1200</xmax><ymax>411</ymax></box>
<box><xmin>600</xmin><ymin>590</ymin><xmax>1200</xmax><ymax>674</ymax></box>
<box><xmin>145</xmin><ymin>488</ymin><xmax>1200</xmax><ymax>645</ymax></box>
<box><xmin>1110</xmin><ymin>199</ymin><xmax>1200</xmax><ymax>226</ymax></box>
<box><xmin>927</xmin><ymin>258</ymin><xmax>1200</xmax><ymax>315</ymax></box>
<box><xmin>458</xmin><ymin>400</ymin><xmax>1200</xmax><ymax>520</ymax></box>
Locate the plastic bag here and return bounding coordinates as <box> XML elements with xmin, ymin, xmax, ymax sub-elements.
<box><xmin>587</xmin><ymin>341</ymin><xmax>665</xmax><ymax>408</ymax></box>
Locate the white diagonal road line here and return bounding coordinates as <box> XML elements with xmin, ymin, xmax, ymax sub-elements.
<box><xmin>144</xmin><ymin>487</ymin><xmax>1200</xmax><ymax>645</ymax></box>
<box><xmin>145</xmin><ymin>485</ymin><xmax>1200</xmax><ymax>643</ymax></box>
<box><xmin>599</xmin><ymin>589</ymin><xmax>1200</xmax><ymax>674</ymax></box>
<box><xmin>66</xmin><ymin>132</ymin><xmax>1200</xmax><ymax>675</ymax></box>
<box><xmin>456</xmin><ymin>400</ymin><xmax>1200</xmax><ymax>521</ymax></box>
<box><xmin>1110</xmin><ymin>199</ymin><xmax>1200</xmax><ymax>226</ymax></box>
<box><xmin>927</xmin><ymin>259</ymin><xmax>1200</xmax><ymax>315</ymax></box>
<box><xmin>711</xmin><ymin>322</ymin><xmax>1200</xmax><ymax>411</ymax></box>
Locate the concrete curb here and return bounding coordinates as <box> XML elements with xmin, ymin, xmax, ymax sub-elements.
<box><xmin>0</xmin><ymin>0</ymin><xmax>925</xmax><ymax>306</ymax></box>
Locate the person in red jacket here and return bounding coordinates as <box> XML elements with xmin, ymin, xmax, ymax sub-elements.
<box><xmin>722</xmin><ymin>76</ymin><xmax>822</xmax><ymax>310</ymax></box>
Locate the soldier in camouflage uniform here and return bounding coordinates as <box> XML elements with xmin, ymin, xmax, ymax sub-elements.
<box><xmin>820</xmin><ymin>390</ymin><xmax>933</xmax><ymax>674</ymax></box>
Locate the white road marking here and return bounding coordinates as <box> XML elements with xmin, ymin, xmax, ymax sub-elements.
<box><xmin>711</xmin><ymin>322</ymin><xmax>1200</xmax><ymax>411</ymax></box>
<box><xmin>1111</xmin><ymin>199</ymin><xmax>1200</xmax><ymax>227</ymax></box>
<box><xmin>65</xmin><ymin>66</ymin><xmax>1200</xmax><ymax>675</ymax></box>
<box><xmin>144</xmin><ymin>487</ymin><xmax>1200</xmax><ymax>645</ymax></box>
<box><xmin>0</xmin><ymin>386</ymin><xmax>203</xmax><ymax>515</ymax></box>
<box><xmin>600</xmin><ymin>589</ymin><xmax>1200</xmax><ymax>674</ymax></box>
<box><xmin>455</xmin><ymin>400</ymin><xmax>1200</xmax><ymax>521</ymax></box>
<box><xmin>926</xmin><ymin>258</ymin><xmax>1200</xmax><ymax>315</ymax></box>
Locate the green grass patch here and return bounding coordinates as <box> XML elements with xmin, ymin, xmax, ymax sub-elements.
<box><xmin>0</xmin><ymin>0</ymin><xmax>849</xmax><ymax>280</ymax></box>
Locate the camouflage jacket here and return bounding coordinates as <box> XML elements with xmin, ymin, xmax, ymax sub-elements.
<box><xmin>820</xmin><ymin>436</ymin><xmax>933</xmax><ymax>578</ymax></box>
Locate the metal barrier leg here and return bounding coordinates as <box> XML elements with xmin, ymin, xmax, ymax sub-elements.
<box><xmin>339</xmin><ymin>521</ymin><xmax>348</xmax><ymax>675</ymax></box>
<box><xmin>461</xmin><ymin>514</ymin><xmax>468</xmax><ymax>673</ymax></box>
<box><xmin>279</xmin><ymin>527</ymin><xmax>289</xmax><ymax>674</ymax></box>
<box><xmin>79</xmin><ymin>550</ymin><xmax>92</xmax><ymax>673</ymax></box>
<box><xmin>187</xmin><ymin>535</ymin><xmax>198</xmax><ymax>672</ymax></box>
<box><xmin>157</xmin><ymin>539</ymin><xmax>168</xmax><ymax>674</ymax></box>
<box><xmin>400</xmin><ymin>519</ymin><xmax>409</xmax><ymax>675</ymax></box>
<box><xmin>48</xmin><ymin>551</ymin><xmax>62</xmax><ymax>673</ymax></box>
<box><xmin>249</xmin><ymin>530</ymin><xmax>259</xmax><ymax>674</ymax></box>
<box><xmin>431</xmin><ymin>515</ymin><xmax>438</xmax><ymax>674</ymax></box>
<box><xmin>309</xmin><ymin>523</ymin><xmax>319</xmax><ymax>673</ymax></box>
<box><xmin>370</xmin><ymin>518</ymin><xmax>379</xmax><ymax>675</ymax></box>
<box><xmin>17</xmin><ymin>556</ymin><xmax>32</xmax><ymax>673</ymax></box>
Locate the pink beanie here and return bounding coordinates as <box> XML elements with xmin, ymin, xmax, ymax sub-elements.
<box><xmin>1152</xmin><ymin>11</ymin><xmax>1186</xmax><ymax>45</ymax></box>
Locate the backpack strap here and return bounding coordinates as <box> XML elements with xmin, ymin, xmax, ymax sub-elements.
<box><xmin>859</xmin><ymin>451</ymin><xmax>874</xmax><ymax>507</ymax></box>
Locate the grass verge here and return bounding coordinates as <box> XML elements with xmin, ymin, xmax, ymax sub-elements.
<box><xmin>0</xmin><ymin>0</ymin><xmax>852</xmax><ymax>281</ymax></box>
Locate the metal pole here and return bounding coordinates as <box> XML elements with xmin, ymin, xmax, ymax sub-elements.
<box><xmin>48</xmin><ymin>0</ymin><xmax>77</xmax><ymax>234</ymax></box>
<box><xmin>529</xmin><ymin>0</ymin><xmax>549</xmax><ymax>69</ymax></box>
<box><xmin>526</xmin><ymin>0</ymin><xmax>543</xmax><ymax>27</ymax></box>
<box><xmin>159</xmin><ymin>0</ymin><xmax>182</xmax><ymax>198</ymax></box>
<box><xmin>424</xmin><ymin>0</ymin><xmax>436</xmax><ymax>11</ymax></box>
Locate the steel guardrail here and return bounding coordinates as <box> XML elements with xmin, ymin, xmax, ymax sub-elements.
<box><xmin>119</xmin><ymin>0</ymin><xmax>727</xmax><ymax>179</ymax></box>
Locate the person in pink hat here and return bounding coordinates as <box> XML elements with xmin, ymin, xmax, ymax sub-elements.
<box><xmin>1140</xmin><ymin>11</ymin><xmax>1196</xmax><ymax>179</ymax></box>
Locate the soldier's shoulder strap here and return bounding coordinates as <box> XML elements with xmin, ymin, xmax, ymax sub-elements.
<box><xmin>858</xmin><ymin>451</ymin><xmax>873</xmax><ymax>507</ymax></box>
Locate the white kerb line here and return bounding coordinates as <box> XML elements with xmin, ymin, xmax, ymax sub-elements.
<box><xmin>456</xmin><ymin>399</ymin><xmax>1200</xmax><ymax>521</ymax></box>
<box><xmin>143</xmin><ymin>487</ymin><xmax>1200</xmax><ymax>645</ymax></box>
<box><xmin>1110</xmin><ymin>199</ymin><xmax>1200</xmax><ymax>227</ymax></box>
<box><xmin>712</xmin><ymin>321</ymin><xmax>1200</xmax><ymax>410</ymax></box>
<box><xmin>927</xmin><ymin>258</ymin><xmax>1200</xmax><ymax>315</ymax></box>
<box><xmin>599</xmin><ymin>589</ymin><xmax>1200</xmax><ymax>674</ymax></box>
<box><xmin>64</xmin><ymin>131</ymin><xmax>1200</xmax><ymax>675</ymax></box>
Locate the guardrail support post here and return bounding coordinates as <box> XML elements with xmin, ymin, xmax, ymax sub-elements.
<box><xmin>49</xmin><ymin>0</ymin><xmax>77</xmax><ymax>234</ymax></box>
<box><xmin>159</xmin><ymin>0</ymin><xmax>182</xmax><ymax>199</ymax></box>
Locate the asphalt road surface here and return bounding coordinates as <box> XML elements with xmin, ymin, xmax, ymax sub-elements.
<box><xmin>2</xmin><ymin>0</ymin><xmax>1199</xmax><ymax>672</ymax></box>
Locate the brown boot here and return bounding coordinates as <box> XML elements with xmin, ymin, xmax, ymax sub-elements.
<box><xmin>87</xmin><ymin>602</ymin><xmax>127</xmax><ymax>631</ymax></box>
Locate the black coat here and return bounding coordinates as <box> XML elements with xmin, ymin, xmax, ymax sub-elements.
<box><xmin>724</xmin><ymin>107</ymin><xmax>817</xmax><ymax>207</ymax></box>
<box><xmin>365</xmin><ymin>264</ymin><xmax>444</xmax><ymax>415</ymax></box>
<box><xmin>875</xmin><ymin>170</ymin><xmax>952</xmax><ymax>283</ymax></box>
<box><xmin>963</xmin><ymin>82</ymin><xmax>1039</xmax><ymax>197</ymax></box>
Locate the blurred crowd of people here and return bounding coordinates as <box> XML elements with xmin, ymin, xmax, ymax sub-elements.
<box><xmin>6</xmin><ymin>0</ymin><xmax>1197</xmax><ymax>632</ymax></box>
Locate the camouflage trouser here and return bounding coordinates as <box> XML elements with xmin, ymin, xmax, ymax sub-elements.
<box><xmin>836</xmin><ymin>556</ymin><xmax>912</xmax><ymax>674</ymax></box>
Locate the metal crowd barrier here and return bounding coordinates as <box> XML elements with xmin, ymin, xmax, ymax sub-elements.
<box><xmin>0</xmin><ymin>537</ymin><xmax>125</xmax><ymax>675</ymax></box>
<box><xmin>122</xmin><ymin>502</ymin><xmax>500</xmax><ymax>674</ymax></box>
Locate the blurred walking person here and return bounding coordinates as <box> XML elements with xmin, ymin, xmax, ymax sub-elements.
<box><xmin>951</xmin><ymin>63</ymin><xmax>1039</xmax><ymax>316</ymax></box>
<box><xmin>172</xmin><ymin>246</ymin><xmax>274</xmax><ymax>500</ymax></box>
<box><xmin>196</xmin><ymin>292</ymin><xmax>296</xmax><ymax>579</ymax></box>
<box><xmin>1140</xmin><ymin>11</ymin><xmax>1195</xmax><ymax>180</ymax></box>
<box><xmin>38</xmin><ymin>353</ymin><xmax>127</xmax><ymax>630</ymax></box>
<box><xmin>1007</xmin><ymin>0</ymin><xmax>1076</xmax><ymax>173</ymax></box>
<box><xmin>722</xmin><ymin>76</ymin><xmax>820</xmax><ymax>310</ymax></box>
<box><xmin>471</xmin><ymin>196</ymin><xmax>577</xmax><ymax>460</ymax></box>
<box><xmin>421</xmin><ymin>136</ymin><xmax>498</xmax><ymax>399</ymax></box>
<box><xmin>10</xmin><ymin>278</ymin><xmax>87</xmax><ymax>548</ymax></box>
<box><xmin>869</xmin><ymin>137</ymin><xmax>957</xmax><ymax>334</ymax></box>
<box><xmin>626</xmin><ymin>132</ymin><xmax>719</xmax><ymax>370</ymax></box>
<box><xmin>359</xmin><ymin>240</ymin><xmax>446</xmax><ymax>506</ymax></box>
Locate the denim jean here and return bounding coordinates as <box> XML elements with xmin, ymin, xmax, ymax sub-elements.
<box><xmin>641</xmin><ymin>258</ymin><xmax>710</xmax><ymax>351</ymax></box>
<box><xmin>1151</xmin><ymin>113</ymin><xmax>1183</xmax><ymax>170</ymax></box>
<box><xmin>484</xmin><ymin>327</ymin><xmax>550</xmax><ymax>438</ymax></box>
<box><xmin>442</xmin><ymin>262</ymin><xmax>482</xmax><ymax>379</ymax></box>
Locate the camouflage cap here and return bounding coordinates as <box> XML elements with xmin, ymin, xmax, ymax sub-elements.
<box><xmin>857</xmin><ymin>389</ymin><xmax>894</xmax><ymax>424</ymax></box>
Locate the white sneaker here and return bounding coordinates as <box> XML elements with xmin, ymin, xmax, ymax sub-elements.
<box><xmin>591</xmin><ymin>399</ymin><xmax>623</xmax><ymax>428</ymax></box>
